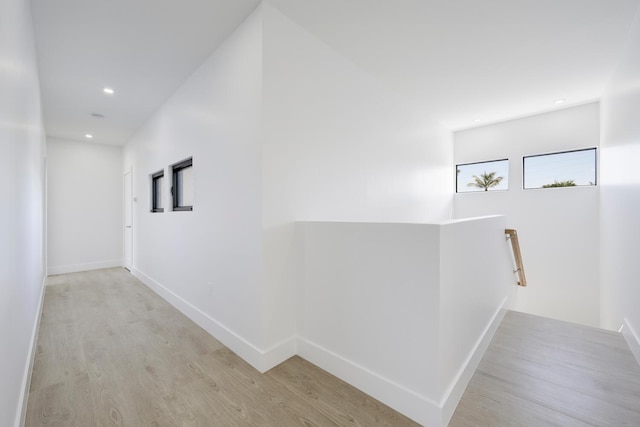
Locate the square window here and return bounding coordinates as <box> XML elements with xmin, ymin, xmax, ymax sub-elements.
<box><xmin>151</xmin><ymin>170</ymin><xmax>164</xmax><ymax>213</ymax></box>
<box><xmin>172</xmin><ymin>158</ymin><xmax>193</xmax><ymax>211</ymax></box>
<box><xmin>523</xmin><ymin>148</ymin><xmax>597</xmax><ymax>189</ymax></box>
<box><xmin>456</xmin><ymin>159</ymin><xmax>509</xmax><ymax>193</ymax></box>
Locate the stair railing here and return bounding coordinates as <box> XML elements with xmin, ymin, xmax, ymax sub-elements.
<box><xmin>505</xmin><ymin>229</ymin><xmax>527</xmax><ymax>287</ymax></box>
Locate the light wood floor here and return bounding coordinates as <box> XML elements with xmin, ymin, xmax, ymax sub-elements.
<box><xmin>449</xmin><ymin>310</ymin><xmax>640</xmax><ymax>426</ymax></box>
<box><xmin>25</xmin><ymin>268</ymin><xmax>419</xmax><ymax>426</ymax></box>
<box><xmin>25</xmin><ymin>268</ymin><xmax>640</xmax><ymax>426</ymax></box>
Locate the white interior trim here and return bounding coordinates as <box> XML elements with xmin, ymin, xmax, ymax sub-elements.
<box><xmin>15</xmin><ymin>276</ymin><xmax>47</xmax><ymax>427</ymax></box>
<box><xmin>622</xmin><ymin>317</ymin><xmax>640</xmax><ymax>367</ymax></box>
<box><xmin>131</xmin><ymin>268</ymin><xmax>295</xmax><ymax>373</ymax></box>
<box><xmin>298</xmin><ymin>297</ymin><xmax>509</xmax><ymax>427</ymax></box>
<box><xmin>440</xmin><ymin>297</ymin><xmax>509</xmax><ymax>426</ymax></box>
<box><xmin>47</xmin><ymin>259</ymin><xmax>123</xmax><ymax>276</ymax></box>
<box><xmin>297</xmin><ymin>336</ymin><xmax>441</xmax><ymax>426</ymax></box>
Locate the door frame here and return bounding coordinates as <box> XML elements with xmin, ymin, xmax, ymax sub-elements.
<box><xmin>123</xmin><ymin>168</ymin><xmax>133</xmax><ymax>271</ymax></box>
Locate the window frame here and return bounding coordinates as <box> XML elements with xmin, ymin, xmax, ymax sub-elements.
<box><xmin>150</xmin><ymin>170</ymin><xmax>164</xmax><ymax>213</ymax></box>
<box><xmin>522</xmin><ymin>147</ymin><xmax>597</xmax><ymax>190</ymax></box>
<box><xmin>456</xmin><ymin>158</ymin><xmax>510</xmax><ymax>193</ymax></box>
<box><xmin>171</xmin><ymin>157</ymin><xmax>193</xmax><ymax>212</ymax></box>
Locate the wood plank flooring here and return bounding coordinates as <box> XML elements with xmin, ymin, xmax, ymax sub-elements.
<box><xmin>449</xmin><ymin>310</ymin><xmax>640</xmax><ymax>426</ymax></box>
<box><xmin>25</xmin><ymin>269</ymin><xmax>640</xmax><ymax>426</ymax></box>
<box><xmin>25</xmin><ymin>268</ymin><xmax>419</xmax><ymax>427</ymax></box>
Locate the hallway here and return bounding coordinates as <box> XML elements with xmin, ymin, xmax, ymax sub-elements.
<box><xmin>26</xmin><ymin>268</ymin><xmax>640</xmax><ymax>426</ymax></box>
<box><xmin>25</xmin><ymin>268</ymin><xmax>418</xmax><ymax>426</ymax></box>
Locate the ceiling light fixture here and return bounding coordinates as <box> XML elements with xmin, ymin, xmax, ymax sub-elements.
<box><xmin>103</xmin><ymin>87</ymin><xmax>115</xmax><ymax>95</ymax></box>
<box><xmin>554</xmin><ymin>98</ymin><xmax>566</xmax><ymax>105</ymax></box>
<box><xmin>474</xmin><ymin>119</ymin><xmax>482</xmax><ymax>123</ymax></box>
<box><xmin>85</xmin><ymin>134</ymin><xmax>93</xmax><ymax>139</ymax></box>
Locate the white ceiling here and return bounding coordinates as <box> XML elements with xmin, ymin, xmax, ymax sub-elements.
<box><xmin>31</xmin><ymin>0</ymin><xmax>261</xmax><ymax>145</ymax></box>
<box><xmin>269</xmin><ymin>0</ymin><xmax>640</xmax><ymax>130</ymax></box>
<box><xmin>31</xmin><ymin>0</ymin><xmax>639</xmax><ymax>145</ymax></box>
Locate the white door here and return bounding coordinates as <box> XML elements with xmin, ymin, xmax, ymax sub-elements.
<box><xmin>124</xmin><ymin>170</ymin><xmax>133</xmax><ymax>270</ymax></box>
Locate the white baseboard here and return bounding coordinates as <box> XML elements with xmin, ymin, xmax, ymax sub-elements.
<box><xmin>47</xmin><ymin>259</ymin><xmax>122</xmax><ymax>276</ymax></box>
<box><xmin>297</xmin><ymin>337</ymin><xmax>441</xmax><ymax>426</ymax></box>
<box><xmin>622</xmin><ymin>317</ymin><xmax>640</xmax><ymax>367</ymax></box>
<box><xmin>298</xmin><ymin>297</ymin><xmax>509</xmax><ymax>427</ymax></box>
<box><xmin>262</xmin><ymin>336</ymin><xmax>298</xmax><ymax>371</ymax></box>
<box><xmin>131</xmin><ymin>268</ymin><xmax>296</xmax><ymax>373</ymax></box>
<box><xmin>124</xmin><ymin>266</ymin><xmax>508</xmax><ymax>426</ymax></box>
<box><xmin>15</xmin><ymin>275</ymin><xmax>47</xmax><ymax>427</ymax></box>
<box><xmin>439</xmin><ymin>297</ymin><xmax>509</xmax><ymax>426</ymax></box>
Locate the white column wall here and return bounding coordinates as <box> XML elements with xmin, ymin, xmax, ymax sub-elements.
<box><xmin>297</xmin><ymin>222</ymin><xmax>441</xmax><ymax>400</ymax></box>
<box><xmin>121</xmin><ymin>3</ymin><xmax>454</xmax><ymax>371</ymax></box>
<box><xmin>438</xmin><ymin>215</ymin><xmax>515</xmax><ymax>423</ymax></box>
<box><xmin>47</xmin><ymin>138</ymin><xmax>123</xmax><ymax>275</ymax></box>
<box><xmin>261</xmin><ymin>3</ymin><xmax>454</xmax><ymax>350</ymax></box>
<box><xmin>0</xmin><ymin>0</ymin><xmax>47</xmax><ymax>426</ymax></box>
<box><xmin>297</xmin><ymin>216</ymin><xmax>513</xmax><ymax>426</ymax></box>
<box><xmin>454</xmin><ymin>103</ymin><xmax>601</xmax><ymax>327</ymax></box>
<box><xmin>123</xmin><ymin>7</ymin><xmax>266</xmax><ymax>366</ymax></box>
<box><xmin>600</xmin><ymin>6</ymin><xmax>640</xmax><ymax>360</ymax></box>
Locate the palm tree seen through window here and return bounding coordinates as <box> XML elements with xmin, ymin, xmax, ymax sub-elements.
<box><xmin>467</xmin><ymin>171</ymin><xmax>504</xmax><ymax>191</ymax></box>
<box><xmin>456</xmin><ymin>159</ymin><xmax>509</xmax><ymax>193</ymax></box>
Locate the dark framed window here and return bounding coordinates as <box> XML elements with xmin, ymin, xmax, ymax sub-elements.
<box><xmin>151</xmin><ymin>170</ymin><xmax>164</xmax><ymax>213</ymax></box>
<box><xmin>172</xmin><ymin>157</ymin><xmax>193</xmax><ymax>211</ymax></box>
<box><xmin>456</xmin><ymin>159</ymin><xmax>509</xmax><ymax>193</ymax></box>
<box><xmin>523</xmin><ymin>148</ymin><xmax>597</xmax><ymax>189</ymax></box>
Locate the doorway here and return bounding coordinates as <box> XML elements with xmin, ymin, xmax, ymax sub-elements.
<box><xmin>123</xmin><ymin>169</ymin><xmax>133</xmax><ymax>270</ymax></box>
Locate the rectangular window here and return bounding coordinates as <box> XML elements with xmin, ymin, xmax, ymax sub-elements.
<box><xmin>172</xmin><ymin>157</ymin><xmax>193</xmax><ymax>211</ymax></box>
<box><xmin>523</xmin><ymin>148</ymin><xmax>597</xmax><ymax>189</ymax></box>
<box><xmin>151</xmin><ymin>170</ymin><xmax>164</xmax><ymax>212</ymax></box>
<box><xmin>456</xmin><ymin>159</ymin><xmax>509</xmax><ymax>193</ymax></box>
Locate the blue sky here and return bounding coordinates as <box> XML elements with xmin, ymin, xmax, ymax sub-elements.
<box><xmin>524</xmin><ymin>149</ymin><xmax>596</xmax><ymax>188</ymax></box>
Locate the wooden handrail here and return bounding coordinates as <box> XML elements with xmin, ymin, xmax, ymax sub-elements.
<box><xmin>505</xmin><ymin>229</ymin><xmax>527</xmax><ymax>287</ymax></box>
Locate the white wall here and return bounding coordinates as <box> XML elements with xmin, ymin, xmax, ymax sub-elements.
<box><xmin>0</xmin><ymin>0</ymin><xmax>47</xmax><ymax>426</ymax></box>
<box><xmin>297</xmin><ymin>216</ymin><xmax>513</xmax><ymax>426</ymax></box>
<box><xmin>298</xmin><ymin>221</ymin><xmax>441</xmax><ymax>425</ymax></box>
<box><xmin>123</xmin><ymin>6</ymin><xmax>266</xmax><ymax>367</ymax></box>
<box><xmin>454</xmin><ymin>103</ymin><xmax>601</xmax><ymax>327</ymax></box>
<box><xmin>47</xmin><ymin>138</ymin><xmax>123</xmax><ymax>274</ymax></box>
<box><xmin>438</xmin><ymin>215</ymin><xmax>515</xmax><ymax>423</ymax></box>
<box><xmin>600</xmin><ymin>6</ymin><xmax>640</xmax><ymax>359</ymax></box>
<box><xmin>261</xmin><ymin>3</ymin><xmax>453</xmax><ymax>350</ymax></box>
<box><xmin>123</xmin><ymin>3</ymin><xmax>455</xmax><ymax>372</ymax></box>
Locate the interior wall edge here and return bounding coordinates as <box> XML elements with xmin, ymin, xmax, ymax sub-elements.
<box><xmin>130</xmin><ymin>267</ymin><xmax>295</xmax><ymax>373</ymax></box>
<box><xmin>15</xmin><ymin>275</ymin><xmax>46</xmax><ymax>427</ymax></box>
<box><xmin>261</xmin><ymin>335</ymin><xmax>298</xmax><ymax>373</ymax></box>
<box><xmin>623</xmin><ymin>317</ymin><xmax>640</xmax><ymax>367</ymax></box>
<box><xmin>296</xmin><ymin>336</ymin><xmax>440</xmax><ymax>426</ymax></box>
<box><xmin>439</xmin><ymin>297</ymin><xmax>510</xmax><ymax>427</ymax></box>
<box><xmin>47</xmin><ymin>259</ymin><xmax>123</xmax><ymax>277</ymax></box>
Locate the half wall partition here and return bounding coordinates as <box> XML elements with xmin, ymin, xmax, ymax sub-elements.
<box><xmin>296</xmin><ymin>215</ymin><xmax>516</xmax><ymax>426</ymax></box>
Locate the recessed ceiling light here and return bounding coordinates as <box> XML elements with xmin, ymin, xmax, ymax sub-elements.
<box><xmin>103</xmin><ymin>87</ymin><xmax>114</xmax><ymax>95</ymax></box>
<box><xmin>554</xmin><ymin>98</ymin><xmax>566</xmax><ymax>105</ymax></box>
<box><xmin>474</xmin><ymin>119</ymin><xmax>482</xmax><ymax>123</ymax></box>
<box><xmin>85</xmin><ymin>134</ymin><xmax>93</xmax><ymax>139</ymax></box>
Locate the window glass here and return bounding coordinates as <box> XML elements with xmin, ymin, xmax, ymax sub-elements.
<box><xmin>457</xmin><ymin>159</ymin><xmax>509</xmax><ymax>193</ymax></box>
<box><xmin>176</xmin><ymin>164</ymin><xmax>194</xmax><ymax>207</ymax></box>
<box><xmin>172</xmin><ymin>158</ymin><xmax>193</xmax><ymax>211</ymax></box>
<box><xmin>523</xmin><ymin>148</ymin><xmax>596</xmax><ymax>189</ymax></box>
<box><xmin>151</xmin><ymin>170</ymin><xmax>164</xmax><ymax>212</ymax></box>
